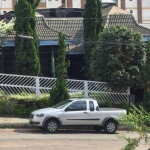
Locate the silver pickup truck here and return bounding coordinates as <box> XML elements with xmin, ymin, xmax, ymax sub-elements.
<box><xmin>29</xmin><ymin>98</ymin><xmax>126</xmax><ymax>134</ymax></box>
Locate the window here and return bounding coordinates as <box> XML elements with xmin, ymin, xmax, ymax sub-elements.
<box><xmin>130</xmin><ymin>10</ymin><xmax>133</xmax><ymax>13</ymax></box>
<box><xmin>40</xmin><ymin>0</ymin><xmax>46</xmax><ymax>3</ymax></box>
<box><xmin>89</xmin><ymin>101</ymin><xmax>94</xmax><ymax>111</ymax></box>
<box><xmin>66</xmin><ymin>101</ymin><xmax>87</xmax><ymax>111</ymax></box>
<box><xmin>52</xmin><ymin>100</ymin><xmax>73</xmax><ymax>109</ymax></box>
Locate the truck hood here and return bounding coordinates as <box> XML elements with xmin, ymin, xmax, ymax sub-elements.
<box><xmin>32</xmin><ymin>107</ymin><xmax>61</xmax><ymax>114</ymax></box>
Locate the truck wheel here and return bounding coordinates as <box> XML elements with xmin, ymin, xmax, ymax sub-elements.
<box><xmin>45</xmin><ymin>119</ymin><xmax>59</xmax><ymax>133</ymax></box>
<box><xmin>93</xmin><ymin>126</ymin><xmax>103</xmax><ymax>132</ymax></box>
<box><xmin>104</xmin><ymin>120</ymin><xmax>117</xmax><ymax>134</ymax></box>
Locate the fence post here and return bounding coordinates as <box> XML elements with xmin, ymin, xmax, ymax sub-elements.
<box><xmin>84</xmin><ymin>81</ymin><xmax>89</xmax><ymax>98</ymax></box>
<box><xmin>36</xmin><ymin>77</ymin><xmax>40</xmax><ymax>98</ymax></box>
<box><xmin>127</xmin><ymin>87</ymin><xmax>130</xmax><ymax>103</ymax></box>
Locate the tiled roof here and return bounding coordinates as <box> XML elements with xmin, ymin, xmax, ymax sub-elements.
<box><xmin>3</xmin><ymin>15</ymin><xmax>73</xmax><ymax>40</ymax></box>
<box><xmin>36</xmin><ymin>16</ymin><xmax>72</xmax><ymax>39</ymax></box>
<box><xmin>3</xmin><ymin>7</ymin><xmax>150</xmax><ymax>41</ymax></box>
<box><xmin>46</xmin><ymin>18</ymin><xmax>83</xmax><ymax>39</ymax></box>
<box><xmin>104</xmin><ymin>14</ymin><xmax>150</xmax><ymax>36</ymax></box>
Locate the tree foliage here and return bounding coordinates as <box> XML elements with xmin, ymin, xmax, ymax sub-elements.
<box><xmin>90</xmin><ymin>25</ymin><xmax>145</xmax><ymax>88</ymax></box>
<box><xmin>0</xmin><ymin>19</ymin><xmax>14</xmax><ymax>49</ymax></box>
<box><xmin>49</xmin><ymin>32</ymin><xmax>70</xmax><ymax>106</ymax></box>
<box><xmin>119</xmin><ymin>105</ymin><xmax>150</xmax><ymax>150</ymax></box>
<box><xmin>83</xmin><ymin>0</ymin><xmax>104</xmax><ymax>78</ymax></box>
<box><xmin>13</xmin><ymin>0</ymin><xmax>40</xmax><ymax>76</ymax></box>
<box><xmin>143</xmin><ymin>39</ymin><xmax>150</xmax><ymax>111</ymax></box>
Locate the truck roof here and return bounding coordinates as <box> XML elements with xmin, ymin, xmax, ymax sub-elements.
<box><xmin>69</xmin><ymin>98</ymin><xmax>97</xmax><ymax>101</ymax></box>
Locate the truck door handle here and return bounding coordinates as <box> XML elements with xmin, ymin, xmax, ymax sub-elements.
<box><xmin>83</xmin><ymin>112</ymin><xmax>88</xmax><ymax>114</ymax></box>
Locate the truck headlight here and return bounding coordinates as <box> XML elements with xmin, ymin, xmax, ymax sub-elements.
<box><xmin>36</xmin><ymin>114</ymin><xmax>44</xmax><ymax>117</ymax></box>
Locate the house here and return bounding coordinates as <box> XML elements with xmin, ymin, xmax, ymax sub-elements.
<box><xmin>1</xmin><ymin>6</ymin><xmax>150</xmax><ymax>79</ymax></box>
<box><xmin>118</xmin><ymin>0</ymin><xmax>150</xmax><ymax>29</ymax></box>
<box><xmin>0</xmin><ymin>0</ymin><xmax>117</xmax><ymax>15</ymax></box>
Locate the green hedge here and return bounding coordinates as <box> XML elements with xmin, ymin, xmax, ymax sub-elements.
<box><xmin>0</xmin><ymin>92</ymin><xmax>131</xmax><ymax>116</ymax></box>
<box><xmin>0</xmin><ymin>93</ymin><xmax>49</xmax><ymax>116</ymax></box>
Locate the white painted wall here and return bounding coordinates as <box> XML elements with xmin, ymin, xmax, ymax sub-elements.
<box><xmin>46</xmin><ymin>0</ymin><xmax>62</xmax><ymax>8</ymax></box>
<box><xmin>126</xmin><ymin>9</ymin><xmax>138</xmax><ymax>20</ymax></box>
<box><xmin>0</xmin><ymin>0</ymin><xmax>12</xmax><ymax>8</ymax></box>
<box><xmin>0</xmin><ymin>0</ymin><xmax>13</xmax><ymax>14</ymax></box>
<box><xmin>117</xmin><ymin>0</ymin><xmax>121</xmax><ymax>8</ymax></box>
<box><xmin>102</xmin><ymin>0</ymin><xmax>116</xmax><ymax>3</ymax></box>
<box><xmin>142</xmin><ymin>0</ymin><xmax>150</xmax><ymax>8</ymax></box>
<box><xmin>142</xmin><ymin>9</ymin><xmax>150</xmax><ymax>21</ymax></box>
<box><xmin>72</xmin><ymin>0</ymin><xmax>81</xmax><ymax>8</ymax></box>
<box><xmin>139</xmin><ymin>23</ymin><xmax>150</xmax><ymax>29</ymax></box>
<box><xmin>125</xmin><ymin>0</ymin><xmax>137</xmax><ymax>8</ymax></box>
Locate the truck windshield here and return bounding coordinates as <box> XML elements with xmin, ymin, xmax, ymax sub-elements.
<box><xmin>52</xmin><ymin>100</ymin><xmax>73</xmax><ymax>109</ymax></box>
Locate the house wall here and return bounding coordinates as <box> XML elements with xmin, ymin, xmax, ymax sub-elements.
<box><xmin>72</xmin><ymin>0</ymin><xmax>81</xmax><ymax>8</ymax></box>
<box><xmin>118</xmin><ymin>0</ymin><xmax>150</xmax><ymax>24</ymax></box>
<box><xmin>0</xmin><ymin>0</ymin><xmax>117</xmax><ymax>14</ymax></box>
<box><xmin>0</xmin><ymin>0</ymin><xmax>13</xmax><ymax>14</ymax></box>
<box><xmin>45</xmin><ymin>0</ymin><xmax>62</xmax><ymax>8</ymax></box>
<box><xmin>139</xmin><ymin>23</ymin><xmax>150</xmax><ymax>29</ymax></box>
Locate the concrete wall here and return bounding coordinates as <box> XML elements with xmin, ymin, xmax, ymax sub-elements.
<box><xmin>142</xmin><ymin>0</ymin><xmax>150</xmax><ymax>7</ymax></box>
<box><xmin>139</xmin><ymin>23</ymin><xmax>150</xmax><ymax>29</ymax></box>
<box><xmin>142</xmin><ymin>9</ymin><xmax>150</xmax><ymax>22</ymax></box>
<box><xmin>0</xmin><ymin>0</ymin><xmax>13</xmax><ymax>14</ymax></box>
<box><xmin>118</xmin><ymin>0</ymin><xmax>150</xmax><ymax>23</ymax></box>
<box><xmin>46</xmin><ymin>0</ymin><xmax>62</xmax><ymax>8</ymax></box>
<box><xmin>125</xmin><ymin>0</ymin><xmax>137</xmax><ymax>8</ymax></box>
<box><xmin>72</xmin><ymin>0</ymin><xmax>81</xmax><ymax>8</ymax></box>
<box><xmin>0</xmin><ymin>0</ymin><xmax>13</xmax><ymax>8</ymax></box>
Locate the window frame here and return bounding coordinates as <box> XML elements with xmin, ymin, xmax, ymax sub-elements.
<box><xmin>89</xmin><ymin>101</ymin><xmax>95</xmax><ymax>111</ymax></box>
<box><xmin>65</xmin><ymin>101</ymin><xmax>87</xmax><ymax>111</ymax></box>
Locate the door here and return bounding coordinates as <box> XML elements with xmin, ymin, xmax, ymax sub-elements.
<box><xmin>88</xmin><ymin>101</ymin><xmax>106</xmax><ymax>125</ymax></box>
<box><xmin>62</xmin><ymin>101</ymin><xmax>89</xmax><ymax>125</ymax></box>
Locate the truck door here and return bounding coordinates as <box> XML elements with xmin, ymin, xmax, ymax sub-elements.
<box><xmin>88</xmin><ymin>101</ymin><xmax>106</xmax><ymax>125</ymax></box>
<box><xmin>62</xmin><ymin>100</ymin><xmax>89</xmax><ymax>125</ymax></box>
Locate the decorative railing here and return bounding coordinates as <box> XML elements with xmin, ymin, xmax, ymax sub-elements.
<box><xmin>0</xmin><ymin>73</ymin><xmax>130</xmax><ymax>103</ymax></box>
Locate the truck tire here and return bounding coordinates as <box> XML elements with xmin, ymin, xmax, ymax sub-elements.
<box><xmin>45</xmin><ymin>119</ymin><xmax>59</xmax><ymax>133</ymax></box>
<box><xmin>104</xmin><ymin>120</ymin><xmax>117</xmax><ymax>134</ymax></box>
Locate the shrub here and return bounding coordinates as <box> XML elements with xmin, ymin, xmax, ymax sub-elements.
<box><xmin>98</xmin><ymin>100</ymin><xmax>113</xmax><ymax>107</ymax></box>
<box><xmin>0</xmin><ymin>95</ymin><xmax>49</xmax><ymax>116</ymax></box>
<box><xmin>119</xmin><ymin>105</ymin><xmax>150</xmax><ymax>150</ymax></box>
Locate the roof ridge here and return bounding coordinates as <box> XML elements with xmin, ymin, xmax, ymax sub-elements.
<box><xmin>37</xmin><ymin>15</ymin><xmax>72</xmax><ymax>38</ymax></box>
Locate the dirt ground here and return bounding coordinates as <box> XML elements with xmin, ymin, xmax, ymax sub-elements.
<box><xmin>0</xmin><ymin>128</ymin><xmax>149</xmax><ymax>150</ymax></box>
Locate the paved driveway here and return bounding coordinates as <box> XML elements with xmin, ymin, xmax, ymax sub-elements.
<box><xmin>0</xmin><ymin>129</ymin><xmax>149</xmax><ymax>150</ymax></box>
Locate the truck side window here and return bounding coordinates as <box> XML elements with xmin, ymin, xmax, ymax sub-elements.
<box><xmin>65</xmin><ymin>101</ymin><xmax>87</xmax><ymax>111</ymax></box>
<box><xmin>89</xmin><ymin>101</ymin><xmax>94</xmax><ymax>111</ymax></box>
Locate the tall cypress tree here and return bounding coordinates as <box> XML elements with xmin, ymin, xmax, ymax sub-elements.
<box><xmin>143</xmin><ymin>40</ymin><xmax>150</xmax><ymax>111</ymax></box>
<box><xmin>96</xmin><ymin>0</ymin><xmax>104</xmax><ymax>39</ymax></box>
<box><xmin>83</xmin><ymin>0</ymin><xmax>103</xmax><ymax>78</ymax></box>
<box><xmin>49</xmin><ymin>32</ymin><xmax>70</xmax><ymax>106</ymax></box>
<box><xmin>13</xmin><ymin>0</ymin><xmax>40</xmax><ymax>76</ymax></box>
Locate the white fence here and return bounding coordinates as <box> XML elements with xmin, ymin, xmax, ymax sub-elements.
<box><xmin>0</xmin><ymin>73</ymin><xmax>130</xmax><ymax>103</ymax></box>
